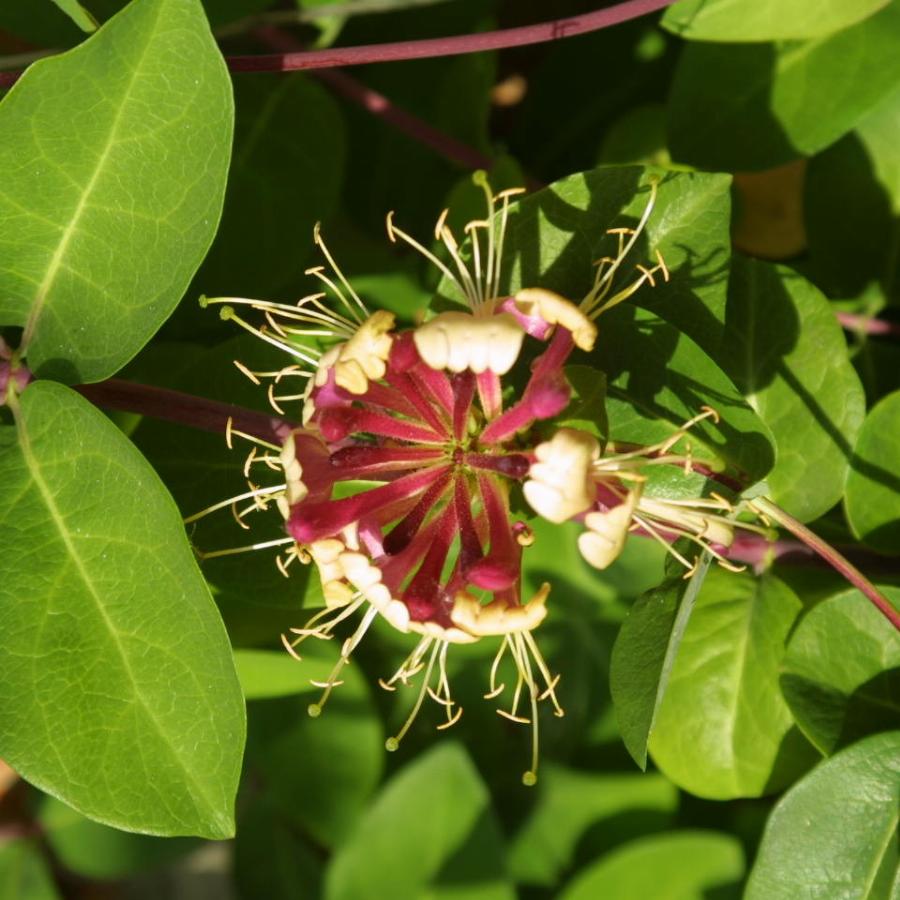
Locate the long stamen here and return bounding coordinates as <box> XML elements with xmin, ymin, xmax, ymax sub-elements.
<box><xmin>217</xmin><ymin>306</ymin><xmax>320</xmax><ymax>367</ymax></box>
<box><xmin>385</xmin><ymin>639</ymin><xmax>441</xmax><ymax>750</ymax></box>
<box><xmin>196</xmin><ymin>536</ymin><xmax>296</xmax><ymax>560</ymax></box>
<box><xmin>312</xmin><ymin>222</ymin><xmax>369</xmax><ymax>322</ymax></box>
<box><xmin>184</xmin><ymin>484</ymin><xmax>285</xmax><ymax>524</ymax></box>
<box><xmin>387</xmin><ymin>211</ymin><xmax>468</xmax><ymax>304</ymax></box>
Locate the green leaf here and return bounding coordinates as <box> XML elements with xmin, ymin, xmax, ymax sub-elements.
<box><xmin>49</xmin><ymin>0</ymin><xmax>98</xmax><ymax>31</ymax></box>
<box><xmin>648</xmin><ymin>569</ymin><xmax>818</xmax><ymax>799</ymax></box>
<box><xmin>845</xmin><ymin>390</ymin><xmax>900</xmax><ymax>553</ymax></box>
<box><xmin>662</xmin><ymin>0</ymin><xmax>890</xmax><ymax>42</ymax></box>
<box><xmin>0</xmin><ymin>381</ymin><xmax>245</xmax><ymax>838</ymax></box>
<box><xmin>196</xmin><ymin>73</ymin><xmax>345</xmax><ymax>300</ymax></box>
<box><xmin>37</xmin><ymin>796</ymin><xmax>197</xmax><ymax>880</ymax></box>
<box><xmin>559</xmin><ymin>831</ymin><xmax>744</xmax><ymax>900</ymax></box>
<box><xmin>746</xmin><ymin>731</ymin><xmax>900</xmax><ymax>900</ymax></box>
<box><xmin>0</xmin><ymin>0</ymin><xmax>233</xmax><ymax>382</ymax></box>
<box><xmin>609</xmin><ymin>556</ymin><xmax>711</xmax><ymax>770</ymax></box>
<box><xmin>0</xmin><ymin>840</ymin><xmax>60</xmax><ymax>900</ymax></box>
<box><xmin>781</xmin><ymin>587</ymin><xmax>900</xmax><ymax>754</ymax></box>
<box><xmin>598</xmin><ymin>305</ymin><xmax>775</xmax><ymax>484</ymax></box>
<box><xmin>722</xmin><ymin>259</ymin><xmax>865</xmax><ymax>521</ymax></box>
<box><xmin>244</xmin><ymin>641</ymin><xmax>384</xmax><ymax>848</ymax></box>
<box><xmin>324</xmin><ymin>743</ymin><xmax>514</xmax><ymax>900</ymax></box>
<box><xmin>234</xmin><ymin>793</ymin><xmax>323</xmax><ymax>900</ymax></box>
<box><xmin>508</xmin><ymin>766</ymin><xmax>678</xmax><ymax>887</ymax></box>
<box><xmin>668</xmin><ymin>3</ymin><xmax>900</xmax><ymax>171</ymax></box>
<box><xmin>804</xmin><ymin>86</ymin><xmax>900</xmax><ymax>301</ymax></box>
<box><xmin>235</xmin><ymin>648</ymin><xmax>339</xmax><ymax>700</ymax></box>
<box><xmin>500</xmin><ymin>166</ymin><xmax>734</xmax><ymax>355</ymax></box>
<box><xmin>557</xmin><ymin>366</ymin><xmax>607</xmax><ymax>444</ymax></box>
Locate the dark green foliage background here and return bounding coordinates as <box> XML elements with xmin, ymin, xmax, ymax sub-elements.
<box><xmin>0</xmin><ymin>0</ymin><xmax>898</xmax><ymax>898</ymax></box>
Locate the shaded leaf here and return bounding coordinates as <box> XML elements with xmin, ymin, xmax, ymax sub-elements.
<box><xmin>781</xmin><ymin>587</ymin><xmax>900</xmax><ymax>754</ymax></box>
<box><xmin>0</xmin><ymin>381</ymin><xmax>245</xmax><ymax>837</ymax></box>
<box><xmin>746</xmin><ymin>731</ymin><xmax>900</xmax><ymax>900</ymax></box>
<box><xmin>668</xmin><ymin>3</ymin><xmax>900</xmax><ymax>171</ymax></box>
<box><xmin>557</xmin><ymin>366</ymin><xmax>607</xmax><ymax>444</ymax></box>
<box><xmin>845</xmin><ymin>390</ymin><xmax>900</xmax><ymax>553</ymax></box>
<box><xmin>648</xmin><ymin>569</ymin><xmax>818</xmax><ymax>799</ymax></box>
<box><xmin>722</xmin><ymin>258</ymin><xmax>865</xmax><ymax>521</ymax></box>
<box><xmin>559</xmin><ymin>831</ymin><xmax>744</xmax><ymax>900</ymax></box>
<box><xmin>663</xmin><ymin>0</ymin><xmax>890</xmax><ymax>42</ymax></box>
<box><xmin>325</xmin><ymin>743</ymin><xmax>514</xmax><ymax>900</ymax></box>
<box><xmin>38</xmin><ymin>796</ymin><xmax>197</xmax><ymax>880</ymax></box>
<box><xmin>235</xmin><ymin>648</ymin><xmax>338</xmax><ymax>700</ymax></box>
<box><xmin>609</xmin><ymin>556</ymin><xmax>711</xmax><ymax>770</ymax></box>
<box><xmin>244</xmin><ymin>641</ymin><xmax>383</xmax><ymax>848</ymax></box>
<box><xmin>508</xmin><ymin>766</ymin><xmax>678</xmax><ymax>887</ymax></box>
<box><xmin>196</xmin><ymin>73</ymin><xmax>345</xmax><ymax>300</ymax></box>
<box><xmin>0</xmin><ymin>0</ymin><xmax>232</xmax><ymax>382</ymax></box>
<box><xmin>0</xmin><ymin>840</ymin><xmax>59</xmax><ymax>900</ymax></box>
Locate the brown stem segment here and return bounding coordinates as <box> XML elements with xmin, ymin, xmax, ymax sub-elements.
<box><xmin>753</xmin><ymin>497</ymin><xmax>900</xmax><ymax>632</ymax></box>
<box><xmin>74</xmin><ymin>379</ymin><xmax>297</xmax><ymax>445</ymax></box>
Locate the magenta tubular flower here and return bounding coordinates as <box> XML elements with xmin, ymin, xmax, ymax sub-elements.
<box><xmin>202</xmin><ymin>174</ymin><xmax>669</xmax><ymax>783</ymax></box>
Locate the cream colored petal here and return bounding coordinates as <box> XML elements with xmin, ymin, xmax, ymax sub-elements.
<box><xmin>578</xmin><ymin>501</ymin><xmax>634</xmax><ymax>570</ymax></box>
<box><xmin>413</xmin><ymin>311</ymin><xmax>525</xmax><ymax>375</ymax></box>
<box><xmin>514</xmin><ymin>287</ymin><xmax>597</xmax><ymax>351</ymax></box>
<box><xmin>450</xmin><ymin>584</ymin><xmax>549</xmax><ymax>637</ymax></box>
<box><xmin>524</xmin><ymin>428</ymin><xmax>600</xmax><ymax>523</ymax></box>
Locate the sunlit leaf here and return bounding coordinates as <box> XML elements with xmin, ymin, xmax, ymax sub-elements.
<box><xmin>746</xmin><ymin>731</ymin><xmax>900</xmax><ymax>900</ymax></box>
<box><xmin>781</xmin><ymin>587</ymin><xmax>900</xmax><ymax>754</ymax></box>
<box><xmin>648</xmin><ymin>568</ymin><xmax>818</xmax><ymax>798</ymax></box>
<box><xmin>609</xmin><ymin>556</ymin><xmax>711</xmax><ymax>770</ymax></box>
<box><xmin>668</xmin><ymin>3</ymin><xmax>900</xmax><ymax>171</ymax></box>
<box><xmin>663</xmin><ymin>0</ymin><xmax>889</xmax><ymax>42</ymax></box>
<box><xmin>722</xmin><ymin>258</ymin><xmax>865</xmax><ymax>521</ymax></box>
<box><xmin>845</xmin><ymin>390</ymin><xmax>900</xmax><ymax>553</ymax></box>
<box><xmin>0</xmin><ymin>0</ymin><xmax>232</xmax><ymax>382</ymax></box>
<box><xmin>0</xmin><ymin>381</ymin><xmax>245</xmax><ymax>837</ymax></box>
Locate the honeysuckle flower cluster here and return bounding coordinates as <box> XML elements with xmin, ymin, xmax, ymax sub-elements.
<box><xmin>197</xmin><ymin>174</ymin><xmax>761</xmax><ymax>783</ymax></box>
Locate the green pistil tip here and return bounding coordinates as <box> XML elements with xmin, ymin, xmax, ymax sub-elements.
<box><xmin>385</xmin><ymin>737</ymin><xmax>399</xmax><ymax>752</ymax></box>
<box><xmin>307</xmin><ymin>703</ymin><xmax>322</xmax><ymax>718</ymax></box>
<box><xmin>198</xmin><ymin>294</ymin><xmax>208</xmax><ymax>308</ymax></box>
<box><xmin>522</xmin><ymin>771</ymin><xmax>537</xmax><ymax>787</ymax></box>
<box><xmin>219</xmin><ymin>305</ymin><xmax>235</xmax><ymax>322</ymax></box>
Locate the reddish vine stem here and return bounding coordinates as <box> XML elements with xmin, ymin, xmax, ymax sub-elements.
<box><xmin>230</xmin><ymin>1</ymin><xmax>677</xmax><ymax>73</ymax></box>
<box><xmin>74</xmin><ymin>379</ymin><xmax>297</xmax><ymax>445</ymax></box>
<box><xmin>255</xmin><ymin>25</ymin><xmax>496</xmax><ymax>172</ymax></box>
<box><xmin>0</xmin><ymin>1</ymin><xmax>677</xmax><ymax>89</ymax></box>
<box><xmin>752</xmin><ymin>497</ymin><xmax>900</xmax><ymax>632</ymax></box>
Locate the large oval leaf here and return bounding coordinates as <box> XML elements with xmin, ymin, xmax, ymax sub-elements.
<box><xmin>746</xmin><ymin>731</ymin><xmax>900</xmax><ymax>900</ymax></box>
<box><xmin>781</xmin><ymin>587</ymin><xmax>900</xmax><ymax>755</ymax></box>
<box><xmin>324</xmin><ymin>743</ymin><xmax>514</xmax><ymax>900</ymax></box>
<box><xmin>0</xmin><ymin>0</ymin><xmax>233</xmax><ymax>382</ymax></box>
<box><xmin>721</xmin><ymin>258</ymin><xmax>865</xmax><ymax>521</ymax></box>
<box><xmin>559</xmin><ymin>831</ymin><xmax>744</xmax><ymax>900</ymax></box>
<box><xmin>668</xmin><ymin>2</ymin><xmax>900</xmax><ymax>172</ymax></box>
<box><xmin>648</xmin><ymin>569</ymin><xmax>818</xmax><ymax>799</ymax></box>
<box><xmin>609</xmin><ymin>557</ymin><xmax>711</xmax><ymax>770</ymax></box>
<box><xmin>0</xmin><ymin>839</ymin><xmax>60</xmax><ymax>900</ymax></box>
<box><xmin>0</xmin><ymin>381</ymin><xmax>245</xmax><ymax>837</ymax></box>
<box><xmin>662</xmin><ymin>0</ymin><xmax>890</xmax><ymax>42</ymax></box>
<box><xmin>845</xmin><ymin>390</ymin><xmax>900</xmax><ymax>553</ymax></box>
